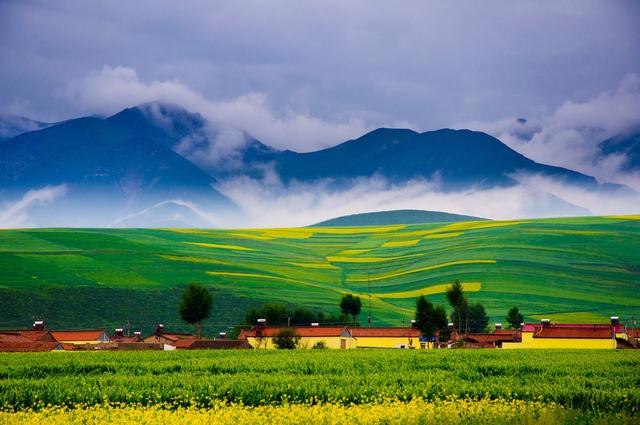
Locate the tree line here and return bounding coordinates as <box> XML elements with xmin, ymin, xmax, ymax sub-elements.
<box><xmin>177</xmin><ymin>282</ymin><xmax>524</xmax><ymax>346</ymax></box>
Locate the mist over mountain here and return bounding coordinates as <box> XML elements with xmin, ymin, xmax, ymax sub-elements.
<box><xmin>0</xmin><ymin>113</ymin><xmax>51</xmax><ymax>143</ymax></box>
<box><xmin>0</xmin><ymin>102</ymin><xmax>637</xmax><ymax>227</ymax></box>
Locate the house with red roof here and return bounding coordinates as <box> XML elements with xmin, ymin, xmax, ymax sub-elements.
<box><xmin>502</xmin><ymin>318</ymin><xmax>619</xmax><ymax>349</ymax></box>
<box><xmin>50</xmin><ymin>330</ymin><xmax>111</xmax><ymax>345</ymax></box>
<box><xmin>238</xmin><ymin>325</ymin><xmax>423</xmax><ymax>349</ymax></box>
<box><xmin>0</xmin><ymin>332</ymin><xmax>63</xmax><ymax>352</ymax></box>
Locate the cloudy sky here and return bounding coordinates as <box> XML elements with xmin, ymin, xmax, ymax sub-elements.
<box><xmin>2</xmin><ymin>1</ymin><xmax>639</xmax><ymax>143</ymax></box>
<box><xmin>1</xmin><ymin>1</ymin><xmax>640</xmax><ymax>227</ymax></box>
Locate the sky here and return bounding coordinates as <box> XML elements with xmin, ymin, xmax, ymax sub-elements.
<box><xmin>2</xmin><ymin>2</ymin><xmax>639</xmax><ymax>142</ymax></box>
<box><xmin>1</xmin><ymin>1</ymin><xmax>640</xmax><ymax>226</ymax></box>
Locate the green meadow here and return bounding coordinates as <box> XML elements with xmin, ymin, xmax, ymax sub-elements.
<box><xmin>0</xmin><ymin>215</ymin><xmax>639</xmax><ymax>333</ymax></box>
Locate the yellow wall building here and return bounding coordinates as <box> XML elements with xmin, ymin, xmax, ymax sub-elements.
<box><xmin>239</xmin><ymin>326</ymin><xmax>424</xmax><ymax>349</ymax></box>
<box><xmin>502</xmin><ymin>324</ymin><xmax>616</xmax><ymax>349</ymax></box>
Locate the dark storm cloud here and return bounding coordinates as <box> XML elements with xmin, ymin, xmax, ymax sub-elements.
<box><xmin>1</xmin><ymin>0</ymin><xmax>639</xmax><ymax>150</ymax></box>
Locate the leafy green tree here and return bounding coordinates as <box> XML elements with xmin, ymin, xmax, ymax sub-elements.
<box><xmin>245</xmin><ymin>303</ymin><xmax>348</xmax><ymax>326</ymax></box>
<box><xmin>272</xmin><ymin>328</ymin><xmax>300</xmax><ymax>349</ymax></box>
<box><xmin>415</xmin><ymin>296</ymin><xmax>436</xmax><ymax>340</ymax></box>
<box><xmin>446</xmin><ymin>280</ymin><xmax>465</xmax><ymax>331</ymax></box>
<box><xmin>340</xmin><ymin>294</ymin><xmax>362</xmax><ymax>324</ymax></box>
<box><xmin>506</xmin><ymin>306</ymin><xmax>524</xmax><ymax>329</ymax></box>
<box><xmin>433</xmin><ymin>304</ymin><xmax>449</xmax><ymax>341</ymax></box>
<box><xmin>178</xmin><ymin>283</ymin><xmax>213</xmax><ymax>339</ymax></box>
<box><xmin>467</xmin><ymin>303</ymin><xmax>490</xmax><ymax>333</ymax></box>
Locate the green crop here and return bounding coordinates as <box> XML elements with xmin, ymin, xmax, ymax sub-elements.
<box><xmin>0</xmin><ymin>350</ymin><xmax>638</xmax><ymax>415</ymax></box>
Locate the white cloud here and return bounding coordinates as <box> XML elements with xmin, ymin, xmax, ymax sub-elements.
<box><xmin>66</xmin><ymin>65</ymin><xmax>371</xmax><ymax>152</ymax></box>
<box><xmin>462</xmin><ymin>73</ymin><xmax>640</xmax><ymax>189</ymax></box>
<box><xmin>214</xmin><ymin>173</ymin><xmax>640</xmax><ymax>228</ymax></box>
<box><xmin>0</xmin><ymin>185</ymin><xmax>67</xmax><ymax>228</ymax></box>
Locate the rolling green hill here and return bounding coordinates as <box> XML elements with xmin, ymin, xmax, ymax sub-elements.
<box><xmin>1</xmin><ymin>215</ymin><xmax>639</xmax><ymax>335</ymax></box>
<box><xmin>313</xmin><ymin>209</ymin><xmax>485</xmax><ymax>226</ymax></box>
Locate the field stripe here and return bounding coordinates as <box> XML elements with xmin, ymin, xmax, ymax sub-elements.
<box><xmin>349</xmin><ymin>260</ymin><xmax>496</xmax><ymax>282</ymax></box>
<box><xmin>374</xmin><ymin>282</ymin><xmax>482</xmax><ymax>299</ymax></box>
<box><xmin>185</xmin><ymin>242</ymin><xmax>255</xmax><ymax>251</ymax></box>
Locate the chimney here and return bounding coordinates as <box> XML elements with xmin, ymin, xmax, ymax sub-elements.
<box><xmin>311</xmin><ymin>322</ymin><xmax>319</xmax><ymax>327</ymax></box>
<box><xmin>410</xmin><ymin>320</ymin><xmax>417</xmax><ymax>329</ymax></box>
<box><xmin>115</xmin><ymin>328</ymin><xmax>124</xmax><ymax>337</ymax></box>
<box><xmin>218</xmin><ymin>331</ymin><xmax>227</xmax><ymax>339</ymax></box>
<box><xmin>154</xmin><ymin>324</ymin><xmax>165</xmax><ymax>336</ymax></box>
<box><xmin>32</xmin><ymin>320</ymin><xmax>45</xmax><ymax>331</ymax></box>
<box><xmin>134</xmin><ymin>331</ymin><xmax>142</xmax><ymax>338</ymax></box>
<box><xmin>494</xmin><ymin>323</ymin><xmax>502</xmax><ymax>330</ymax></box>
<box><xmin>256</xmin><ymin>318</ymin><xmax>266</xmax><ymax>326</ymax></box>
<box><xmin>610</xmin><ymin>316</ymin><xmax>619</xmax><ymax>326</ymax></box>
<box><xmin>540</xmin><ymin>319</ymin><xmax>550</xmax><ymax>328</ymax></box>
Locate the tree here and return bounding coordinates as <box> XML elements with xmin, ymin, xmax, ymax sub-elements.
<box><xmin>272</xmin><ymin>328</ymin><xmax>300</xmax><ymax>349</ymax></box>
<box><xmin>415</xmin><ymin>296</ymin><xmax>436</xmax><ymax>340</ymax></box>
<box><xmin>179</xmin><ymin>283</ymin><xmax>213</xmax><ymax>339</ymax></box>
<box><xmin>433</xmin><ymin>304</ymin><xmax>449</xmax><ymax>341</ymax></box>
<box><xmin>446</xmin><ymin>280</ymin><xmax>465</xmax><ymax>332</ymax></box>
<box><xmin>340</xmin><ymin>294</ymin><xmax>362</xmax><ymax>324</ymax></box>
<box><xmin>467</xmin><ymin>303</ymin><xmax>489</xmax><ymax>333</ymax></box>
<box><xmin>506</xmin><ymin>306</ymin><xmax>524</xmax><ymax>329</ymax></box>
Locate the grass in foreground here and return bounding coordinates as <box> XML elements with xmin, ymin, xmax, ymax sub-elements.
<box><xmin>0</xmin><ymin>350</ymin><xmax>638</xmax><ymax>414</ymax></box>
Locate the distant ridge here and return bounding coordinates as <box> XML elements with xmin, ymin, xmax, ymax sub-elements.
<box><xmin>312</xmin><ymin>209</ymin><xmax>486</xmax><ymax>227</ymax></box>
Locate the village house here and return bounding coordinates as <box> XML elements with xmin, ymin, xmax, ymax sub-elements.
<box><xmin>0</xmin><ymin>332</ymin><xmax>63</xmax><ymax>352</ymax></box>
<box><xmin>502</xmin><ymin>318</ymin><xmax>620</xmax><ymax>349</ymax></box>
<box><xmin>142</xmin><ymin>324</ymin><xmax>196</xmax><ymax>348</ymax></box>
<box><xmin>173</xmin><ymin>339</ymin><xmax>252</xmax><ymax>350</ymax></box>
<box><xmin>238</xmin><ymin>326</ymin><xmax>350</xmax><ymax>349</ymax></box>
<box><xmin>349</xmin><ymin>327</ymin><xmax>422</xmax><ymax>349</ymax></box>
<box><xmin>238</xmin><ymin>325</ymin><xmax>424</xmax><ymax>349</ymax></box>
<box><xmin>50</xmin><ymin>330</ymin><xmax>111</xmax><ymax>345</ymax></box>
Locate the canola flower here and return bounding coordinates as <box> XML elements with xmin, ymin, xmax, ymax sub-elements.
<box><xmin>1</xmin><ymin>398</ymin><xmax>632</xmax><ymax>425</ymax></box>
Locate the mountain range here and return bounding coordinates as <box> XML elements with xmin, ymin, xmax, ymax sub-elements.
<box><xmin>0</xmin><ymin>102</ymin><xmax>637</xmax><ymax>227</ymax></box>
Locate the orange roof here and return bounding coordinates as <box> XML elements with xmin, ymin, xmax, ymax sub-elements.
<box><xmin>159</xmin><ymin>333</ymin><xmax>195</xmax><ymax>342</ymax></box>
<box><xmin>534</xmin><ymin>327</ymin><xmax>613</xmax><ymax>339</ymax></box>
<box><xmin>0</xmin><ymin>341</ymin><xmax>59</xmax><ymax>352</ymax></box>
<box><xmin>51</xmin><ymin>331</ymin><xmax>107</xmax><ymax>341</ymax></box>
<box><xmin>349</xmin><ymin>327</ymin><xmax>421</xmax><ymax>338</ymax></box>
<box><xmin>465</xmin><ymin>333</ymin><xmax>517</xmax><ymax>343</ymax></box>
<box><xmin>239</xmin><ymin>326</ymin><xmax>347</xmax><ymax>338</ymax></box>
<box><xmin>0</xmin><ymin>332</ymin><xmax>32</xmax><ymax>342</ymax></box>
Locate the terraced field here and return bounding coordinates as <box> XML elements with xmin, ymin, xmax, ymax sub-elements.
<box><xmin>0</xmin><ymin>215</ymin><xmax>639</xmax><ymax>333</ymax></box>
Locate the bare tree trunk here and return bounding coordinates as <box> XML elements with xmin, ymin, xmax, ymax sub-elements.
<box><xmin>197</xmin><ymin>322</ymin><xmax>202</xmax><ymax>339</ymax></box>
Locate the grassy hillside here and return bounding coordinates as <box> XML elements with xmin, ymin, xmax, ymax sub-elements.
<box><xmin>1</xmin><ymin>215</ymin><xmax>639</xmax><ymax>334</ymax></box>
<box><xmin>312</xmin><ymin>209</ymin><xmax>485</xmax><ymax>226</ymax></box>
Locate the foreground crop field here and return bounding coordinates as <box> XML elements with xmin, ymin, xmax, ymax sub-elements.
<box><xmin>1</xmin><ymin>215</ymin><xmax>639</xmax><ymax>331</ymax></box>
<box><xmin>0</xmin><ymin>350</ymin><xmax>638</xmax><ymax>424</ymax></box>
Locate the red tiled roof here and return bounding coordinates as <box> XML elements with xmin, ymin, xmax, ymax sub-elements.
<box><xmin>523</xmin><ymin>323</ymin><xmax>618</xmax><ymax>333</ymax></box>
<box><xmin>0</xmin><ymin>332</ymin><xmax>33</xmax><ymax>343</ymax></box>
<box><xmin>159</xmin><ymin>333</ymin><xmax>195</xmax><ymax>342</ymax></box>
<box><xmin>465</xmin><ymin>333</ymin><xmax>517</xmax><ymax>343</ymax></box>
<box><xmin>349</xmin><ymin>327</ymin><xmax>420</xmax><ymax>338</ymax></box>
<box><xmin>51</xmin><ymin>331</ymin><xmax>107</xmax><ymax>341</ymax></box>
<box><xmin>111</xmin><ymin>336</ymin><xmax>142</xmax><ymax>343</ymax></box>
<box><xmin>176</xmin><ymin>339</ymin><xmax>252</xmax><ymax>349</ymax></box>
<box><xmin>534</xmin><ymin>327</ymin><xmax>613</xmax><ymax>339</ymax></box>
<box><xmin>0</xmin><ymin>341</ymin><xmax>60</xmax><ymax>352</ymax></box>
<box><xmin>239</xmin><ymin>326</ymin><xmax>346</xmax><ymax>338</ymax></box>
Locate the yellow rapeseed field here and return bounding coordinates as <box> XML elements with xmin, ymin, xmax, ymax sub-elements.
<box><xmin>348</xmin><ymin>260</ymin><xmax>496</xmax><ymax>282</ymax></box>
<box><xmin>374</xmin><ymin>282</ymin><xmax>482</xmax><ymax>299</ymax></box>
<box><xmin>184</xmin><ymin>242</ymin><xmax>255</xmax><ymax>251</ymax></box>
<box><xmin>0</xmin><ymin>398</ymin><xmax>621</xmax><ymax>425</ymax></box>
